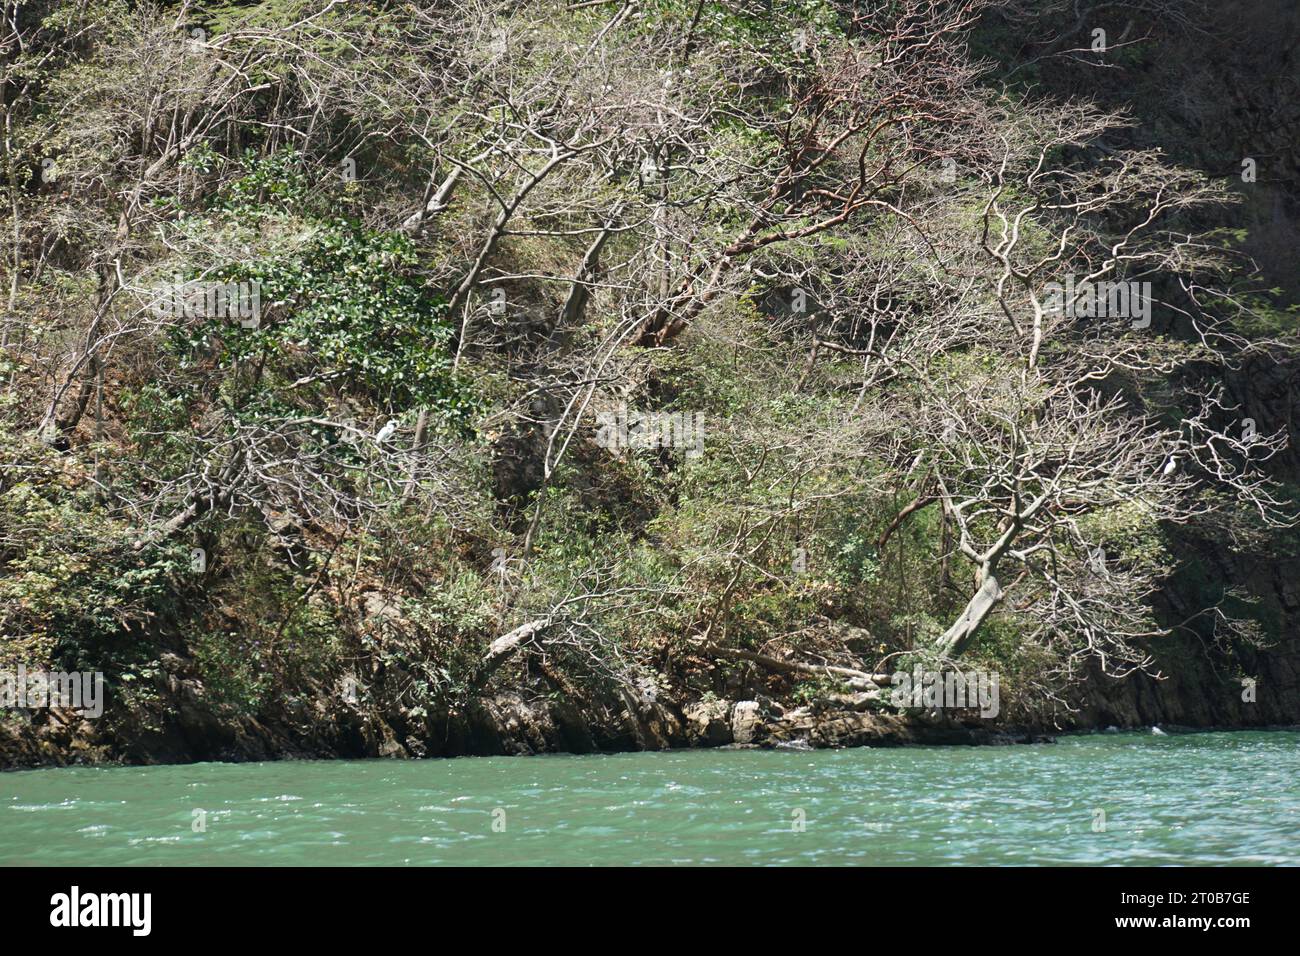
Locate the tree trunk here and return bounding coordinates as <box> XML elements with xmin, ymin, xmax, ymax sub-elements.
<box><xmin>471</xmin><ymin>618</ymin><xmax>553</xmax><ymax>690</ymax></box>
<box><xmin>934</xmin><ymin>571</ymin><xmax>1004</xmax><ymax>658</ymax></box>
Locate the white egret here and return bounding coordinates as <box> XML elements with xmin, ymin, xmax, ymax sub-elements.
<box><xmin>375</xmin><ymin>419</ymin><xmax>398</xmax><ymax>444</ymax></box>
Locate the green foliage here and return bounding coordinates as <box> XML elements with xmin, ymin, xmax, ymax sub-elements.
<box><xmin>639</xmin><ymin>0</ymin><xmax>843</xmax><ymax>58</ymax></box>
<box><xmin>189</xmin><ymin>565</ymin><xmax>341</xmax><ymax>714</ymax></box>
<box><xmin>213</xmin><ymin>148</ymin><xmax>315</xmax><ymax>217</ymax></box>
<box><xmin>383</xmin><ymin>575</ymin><xmax>498</xmax><ymax>707</ymax></box>
<box><xmin>792</xmin><ymin>674</ymin><xmax>851</xmax><ymax>703</ymax></box>
<box><xmin>169</xmin><ymin>150</ymin><xmax>473</xmax><ymax>417</ymax></box>
<box><xmin>0</xmin><ymin>467</ymin><xmax>186</xmax><ymax>671</ymax></box>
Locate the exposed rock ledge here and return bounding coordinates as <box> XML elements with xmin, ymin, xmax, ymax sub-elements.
<box><xmin>0</xmin><ymin>667</ymin><xmax>1050</xmax><ymax>770</ymax></box>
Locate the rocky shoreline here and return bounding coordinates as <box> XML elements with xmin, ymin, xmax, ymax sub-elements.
<box><xmin>0</xmin><ymin>644</ymin><xmax>1052</xmax><ymax>769</ymax></box>
<box><xmin>0</xmin><ymin>691</ymin><xmax>1055</xmax><ymax>770</ymax></box>
<box><xmin>4</xmin><ymin>608</ymin><xmax>1296</xmax><ymax>770</ymax></box>
<box><xmin>0</xmin><ymin>650</ymin><xmax>1184</xmax><ymax>770</ymax></box>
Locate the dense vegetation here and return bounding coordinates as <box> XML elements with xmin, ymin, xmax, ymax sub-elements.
<box><xmin>2</xmin><ymin>0</ymin><xmax>1296</xmax><ymax>756</ymax></box>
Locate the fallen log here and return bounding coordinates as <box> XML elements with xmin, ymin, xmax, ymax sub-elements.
<box><xmin>472</xmin><ymin>618</ymin><xmax>553</xmax><ymax>690</ymax></box>
<box><xmin>700</xmin><ymin>644</ymin><xmax>891</xmax><ymax>691</ymax></box>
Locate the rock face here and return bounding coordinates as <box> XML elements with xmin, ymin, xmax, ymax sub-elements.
<box><xmin>969</xmin><ymin>0</ymin><xmax>1300</xmax><ymax>734</ymax></box>
<box><xmin>4</xmin><ymin>608</ymin><xmax>1289</xmax><ymax>770</ymax></box>
<box><xmin>628</xmin><ymin>700</ymin><xmax>686</xmax><ymax>751</ymax></box>
<box><xmin>730</xmin><ymin>701</ymin><xmax>762</xmax><ymax>745</ymax></box>
<box><xmin>0</xmin><ymin>662</ymin><xmax>1055</xmax><ymax>768</ymax></box>
<box><xmin>1066</xmin><ymin>610</ymin><xmax>1300</xmax><ymax>731</ymax></box>
<box><xmin>6</xmin><ymin>607</ymin><xmax>1295</xmax><ymax>769</ymax></box>
<box><xmin>683</xmin><ymin>700</ymin><xmax>733</xmax><ymax>747</ymax></box>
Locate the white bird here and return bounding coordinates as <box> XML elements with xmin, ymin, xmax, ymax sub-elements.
<box><xmin>1162</xmin><ymin>455</ymin><xmax>1178</xmax><ymax>476</ymax></box>
<box><xmin>375</xmin><ymin>419</ymin><xmax>398</xmax><ymax>444</ymax></box>
<box><xmin>1151</xmin><ymin>726</ymin><xmax>1167</xmax><ymax>736</ymax></box>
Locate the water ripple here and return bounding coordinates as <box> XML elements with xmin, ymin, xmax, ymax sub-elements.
<box><xmin>0</xmin><ymin>730</ymin><xmax>1296</xmax><ymax>865</ymax></box>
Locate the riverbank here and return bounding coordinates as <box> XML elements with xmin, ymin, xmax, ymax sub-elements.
<box><xmin>6</xmin><ymin>543</ymin><xmax>1297</xmax><ymax>771</ymax></box>
<box><xmin>0</xmin><ymin>673</ymin><xmax>1052</xmax><ymax>769</ymax></box>
<box><xmin>5</xmin><ymin>623</ymin><xmax>1292</xmax><ymax>769</ymax></box>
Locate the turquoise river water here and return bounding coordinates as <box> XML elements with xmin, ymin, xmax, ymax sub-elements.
<box><xmin>2</xmin><ymin>730</ymin><xmax>1296</xmax><ymax>865</ymax></box>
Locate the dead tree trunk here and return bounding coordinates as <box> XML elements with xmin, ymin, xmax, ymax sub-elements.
<box><xmin>934</xmin><ymin>571</ymin><xmax>1004</xmax><ymax>658</ymax></box>
<box><xmin>471</xmin><ymin>618</ymin><xmax>553</xmax><ymax>690</ymax></box>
